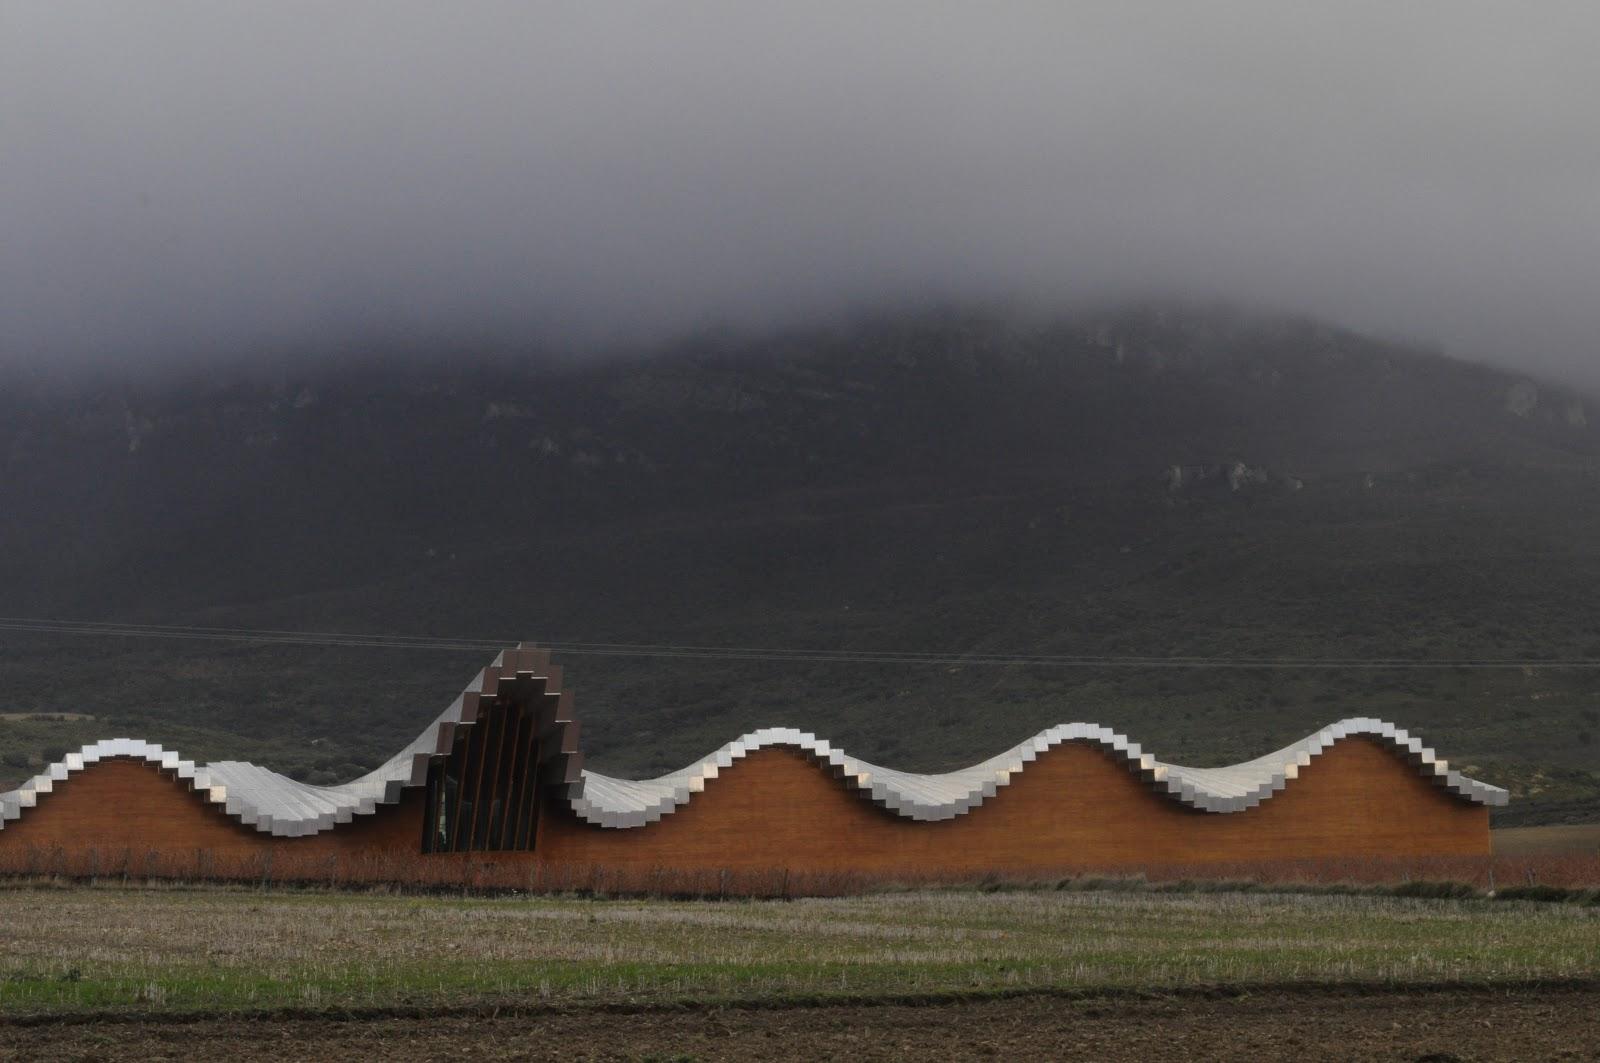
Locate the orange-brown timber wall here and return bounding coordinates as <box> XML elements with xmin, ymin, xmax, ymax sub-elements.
<box><xmin>534</xmin><ymin>738</ymin><xmax>1489</xmax><ymax>871</ymax></box>
<box><xmin>0</xmin><ymin>759</ymin><xmax>434</xmax><ymax>882</ymax></box>
<box><xmin>0</xmin><ymin>736</ymin><xmax>1488</xmax><ymax>886</ymax></box>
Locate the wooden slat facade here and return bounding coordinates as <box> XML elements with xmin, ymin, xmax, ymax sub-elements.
<box><xmin>0</xmin><ymin>734</ymin><xmax>1489</xmax><ymax>884</ymax></box>
<box><xmin>0</xmin><ymin>649</ymin><xmax>1495</xmax><ymax>887</ymax></box>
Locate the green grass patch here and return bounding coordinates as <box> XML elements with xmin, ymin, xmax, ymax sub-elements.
<box><xmin>0</xmin><ymin>884</ymin><xmax>1596</xmax><ymax>1018</ymax></box>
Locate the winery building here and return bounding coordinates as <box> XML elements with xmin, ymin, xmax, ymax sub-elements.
<box><xmin>0</xmin><ymin>646</ymin><xmax>1506</xmax><ymax>889</ymax></box>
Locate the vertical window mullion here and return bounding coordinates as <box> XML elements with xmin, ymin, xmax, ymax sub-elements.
<box><xmin>453</xmin><ymin>721</ymin><xmax>483</xmax><ymax>853</ymax></box>
<box><xmin>499</xmin><ymin>703</ymin><xmax>530</xmax><ymax>851</ymax></box>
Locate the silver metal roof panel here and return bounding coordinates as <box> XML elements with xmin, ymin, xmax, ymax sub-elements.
<box><xmin>0</xmin><ymin>648</ymin><xmax>1509</xmax><ymax>838</ymax></box>
<box><xmin>568</xmin><ymin>717</ymin><xmax>1509</xmax><ymax>827</ymax></box>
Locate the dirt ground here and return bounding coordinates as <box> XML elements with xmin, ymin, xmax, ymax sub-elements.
<box><xmin>2</xmin><ymin>985</ymin><xmax>1597</xmax><ymax>1062</ymax></box>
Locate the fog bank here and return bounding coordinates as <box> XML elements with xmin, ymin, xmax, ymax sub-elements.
<box><xmin>4</xmin><ymin>3</ymin><xmax>1598</xmax><ymax>382</ymax></box>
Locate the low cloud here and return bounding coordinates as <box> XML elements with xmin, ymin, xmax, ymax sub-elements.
<box><xmin>3</xmin><ymin>2</ymin><xmax>1599</xmax><ymax>382</ymax></box>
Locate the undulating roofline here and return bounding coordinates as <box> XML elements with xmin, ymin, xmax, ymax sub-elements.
<box><xmin>1</xmin><ymin>645</ymin><xmax>579</xmax><ymax>838</ymax></box>
<box><xmin>573</xmin><ymin>718</ymin><xmax>1508</xmax><ymax>828</ymax></box>
<box><xmin>0</xmin><ymin>645</ymin><xmax>1508</xmax><ymax>838</ymax></box>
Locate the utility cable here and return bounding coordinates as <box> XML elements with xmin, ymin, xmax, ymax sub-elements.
<box><xmin>0</xmin><ymin>615</ymin><xmax>1596</xmax><ymax>669</ymax></box>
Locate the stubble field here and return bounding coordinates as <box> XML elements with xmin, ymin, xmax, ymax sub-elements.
<box><xmin>0</xmin><ymin>883</ymin><xmax>1597</xmax><ymax>1059</ymax></box>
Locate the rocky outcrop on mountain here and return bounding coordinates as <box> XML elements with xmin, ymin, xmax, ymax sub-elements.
<box><xmin>1163</xmin><ymin>462</ymin><xmax>1304</xmax><ymax>496</ymax></box>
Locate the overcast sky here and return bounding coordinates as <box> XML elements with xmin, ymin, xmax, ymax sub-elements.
<box><xmin>4</xmin><ymin>2</ymin><xmax>1598</xmax><ymax>382</ymax></box>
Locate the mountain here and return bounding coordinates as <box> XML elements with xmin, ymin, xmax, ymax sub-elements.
<box><xmin>2</xmin><ymin>304</ymin><xmax>1598</xmax><ymax>822</ymax></box>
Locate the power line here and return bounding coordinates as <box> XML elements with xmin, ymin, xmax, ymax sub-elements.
<box><xmin>0</xmin><ymin>615</ymin><xmax>1595</xmax><ymax>670</ymax></box>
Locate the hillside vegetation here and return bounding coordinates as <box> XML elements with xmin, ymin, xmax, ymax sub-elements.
<box><xmin>1</xmin><ymin>305</ymin><xmax>1598</xmax><ymax>820</ymax></box>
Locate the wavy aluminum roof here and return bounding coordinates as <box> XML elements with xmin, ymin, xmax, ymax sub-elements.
<box><xmin>0</xmin><ymin>645</ymin><xmax>1507</xmax><ymax>838</ymax></box>
<box><xmin>571</xmin><ymin>717</ymin><xmax>1508</xmax><ymax>828</ymax></box>
<box><xmin>0</xmin><ymin>646</ymin><xmax>570</xmax><ymax>839</ymax></box>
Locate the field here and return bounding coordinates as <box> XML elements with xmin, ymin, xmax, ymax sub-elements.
<box><xmin>0</xmin><ymin>884</ymin><xmax>1597</xmax><ymax>1059</ymax></box>
<box><xmin>1493</xmin><ymin>822</ymin><xmax>1600</xmax><ymax>856</ymax></box>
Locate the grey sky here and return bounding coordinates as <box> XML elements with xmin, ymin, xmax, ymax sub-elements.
<box><xmin>4</xmin><ymin>2</ymin><xmax>1598</xmax><ymax>380</ymax></box>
